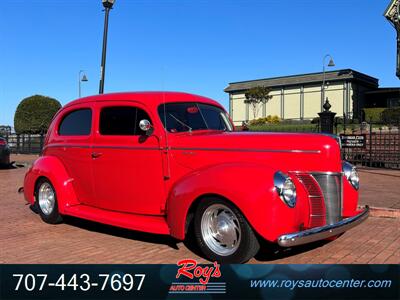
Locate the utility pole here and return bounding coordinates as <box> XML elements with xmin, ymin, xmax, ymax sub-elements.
<box><xmin>99</xmin><ymin>0</ymin><xmax>115</xmax><ymax>94</ymax></box>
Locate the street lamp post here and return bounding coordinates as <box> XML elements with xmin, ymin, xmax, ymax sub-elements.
<box><xmin>99</xmin><ymin>0</ymin><xmax>115</xmax><ymax>94</ymax></box>
<box><xmin>321</xmin><ymin>54</ymin><xmax>335</xmax><ymax>111</ymax></box>
<box><xmin>79</xmin><ymin>70</ymin><xmax>88</xmax><ymax>98</ymax></box>
<box><xmin>384</xmin><ymin>0</ymin><xmax>400</xmax><ymax>79</ymax></box>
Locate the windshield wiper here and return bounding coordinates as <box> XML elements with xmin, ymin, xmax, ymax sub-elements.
<box><xmin>168</xmin><ymin>113</ymin><xmax>192</xmax><ymax>132</ymax></box>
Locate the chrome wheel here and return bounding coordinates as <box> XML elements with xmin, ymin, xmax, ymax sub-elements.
<box><xmin>200</xmin><ymin>204</ymin><xmax>241</xmax><ymax>256</ymax></box>
<box><xmin>38</xmin><ymin>182</ymin><xmax>55</xmax><ymax>216</ymax></box>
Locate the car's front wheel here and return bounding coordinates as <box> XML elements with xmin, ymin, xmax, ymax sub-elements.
<box><xmin>194</xmin><ymin>198</ymin><xmax>260</xmax><ymax>263</ymax></box>
<box><xmin>35</xmin><ymin>178</ymin><xmax>63</xmax><ymax>224</ymax></box>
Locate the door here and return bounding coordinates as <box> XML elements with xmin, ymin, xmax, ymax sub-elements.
<box><xmin>92</xmin><ymin>101</ymin><xmax>165</xmax><ymax>215</ymax></box>
<box><xmin>54</xmin><ymin>107</ymin><xmax>96</xmax><ymax>206</ymax></box>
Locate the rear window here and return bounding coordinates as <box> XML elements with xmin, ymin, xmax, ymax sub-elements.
<box><xmin>58</xmin><ymin>109</ymin><xmax>92</xmax><ymax>136</ymax></box>
<box><xmin>99</xmin><ymin>106</ymin><xmax>152</xmax><ymax>136</ymax></box>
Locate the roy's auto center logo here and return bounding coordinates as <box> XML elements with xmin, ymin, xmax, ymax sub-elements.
<box><xmin>169</xmin><ymin>259</ymin><xmax>226</xmax><ymax>295</ymax></box>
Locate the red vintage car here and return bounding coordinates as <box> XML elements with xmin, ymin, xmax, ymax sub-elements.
<box><xmin>23</xmin><ymin>92</ymin><xmax>368</xmax><ymax>263</ymax></box>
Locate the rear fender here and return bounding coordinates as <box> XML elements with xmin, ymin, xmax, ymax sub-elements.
<box><xmin>24</xmin><ymin>156</ymin><xmax>79</xmax><ymax>213</ymax></box>
<box><xmin>167</xmin><ymin>162</ymin><xmax>308</xmax><ymax>241</ymax></box>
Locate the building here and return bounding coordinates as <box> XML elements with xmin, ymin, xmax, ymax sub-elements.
<box><xmin>365</xmin><ymin>88</ymin><xmax>400</xmax><ymax>108</ymax></box>
<box><xmin>224</xmin><ymin>69</ymin><xmax>381</xmax><ymax>125</ymax></box>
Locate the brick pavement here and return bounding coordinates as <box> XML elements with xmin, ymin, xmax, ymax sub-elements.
<box><xmin>0</xmin><ymin>166</ymin><xmax>399</xmax><ymax>264</ymax></box>
<box><xmin>10</xmin><ymin>154</ymin><xmax>38</xmax><ymax>166</ymax></box>
<box><xmin>358</xmin><ymin>168</ymin><xmax>400</xmax><ymax>209</ymax></box>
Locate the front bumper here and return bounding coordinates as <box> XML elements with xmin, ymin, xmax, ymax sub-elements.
<box><xmin>278</xmin><ymin>206</ymin><xmax>369</xmax><ymax>247</ymax></box>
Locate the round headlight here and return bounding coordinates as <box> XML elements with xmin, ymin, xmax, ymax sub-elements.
<box><xmin>274</xmin><ymin>171</ymin><xmax>297</xmax><ymax>208</ymax></box>
<box><xmin>342</xmin><ymin>162</ymin><xmax>359</xmax><ymax>190</ymax></box>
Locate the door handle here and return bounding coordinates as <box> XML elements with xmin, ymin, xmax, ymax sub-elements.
<box><xmin>91</xmin><ymin>152</ymin><xmax>103</xmax><ymax>159</ymax></box>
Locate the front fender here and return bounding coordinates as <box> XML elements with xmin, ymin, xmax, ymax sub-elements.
<box><xmin>24</xmin><ymin>156</ymin><xmax>79</xmax><ymax>213</ymax></box>
<box><xmin>167</xmin><ymin>162</ymin><xmax>309</xmax><ymax>241</ymax></box>
<box><xmin>342</xmin><ymin>176</ymin><xmax>359</xmax><ymax>217</ymax></box>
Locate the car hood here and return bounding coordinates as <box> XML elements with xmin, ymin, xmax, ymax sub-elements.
<box><xmin>170</xmin><ymin>130</ymin><xmax>339</xmax><ymax>152</ymax></box>
<box><xmin>168</xmin><ymin>131</ymin><xmax>342</xmax><ymax>172</ymax></box>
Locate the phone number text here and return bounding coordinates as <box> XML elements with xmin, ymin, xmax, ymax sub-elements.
<box><xmin>13</xmin><ymin>273</ymin><xmax>146</xmax><ymax>292</ymax></box>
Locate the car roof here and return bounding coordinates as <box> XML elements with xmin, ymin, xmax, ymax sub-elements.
<box><xmin>64</xmin><ymin>91</ymin><xmax>223</xmax><ymax>110</ymax></box>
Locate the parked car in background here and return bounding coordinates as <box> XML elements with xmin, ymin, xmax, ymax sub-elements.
<box><xmin>23</xmin><ymin>92</ymin><xmax>369</xmax><ymax>263</ymax></box>
<box><xmin>0</xmin><ymin>137</ymin><xmax>10</xmax><ymax>166</ymax></box>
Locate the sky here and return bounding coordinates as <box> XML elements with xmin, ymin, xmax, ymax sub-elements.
<box><xmin>0</xmin><ymin>0</ymin><xmax>398</xmax><ymax>127</ymax></box>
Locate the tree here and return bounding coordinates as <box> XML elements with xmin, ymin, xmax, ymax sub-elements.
<box><xmin>244</xmin><ymin>86</ymin><xmax>272</xmax><ymax>120</ymax></box>
<box><xmin>14</xmin><ymin>95</ymin><xmax>62</xmax><ymax>134</ymax></box>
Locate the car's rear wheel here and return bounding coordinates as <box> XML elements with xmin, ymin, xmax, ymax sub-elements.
<box><xmin>35</xmin><ymin>178</ymin><xmax>63</xmax><ymax>224</ymax></box>
<box><xmin>194</xmin><ymin>197</ymin><xmax>260</xmax><ymax>263</ymax></box>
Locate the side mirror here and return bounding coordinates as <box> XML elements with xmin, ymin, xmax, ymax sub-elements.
<box><xmin>139</xmin><ymin>119</ymin><xmax>154</xmax><ymax>136</ymax></box>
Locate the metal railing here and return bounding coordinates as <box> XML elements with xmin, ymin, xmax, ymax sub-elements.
<box><xmin>2</xmin><ymin>121</ymin><xmax>399</xmax><ymax>169</ymax></box>
<box><xmin>3</xmin><ymin>134</ymin><xmax>45</xmax><ymax>154</ymax></box>
<box><xmin>239</xmin><ymin>117</ymin><xmax>400</xmax><ymax>169</ymax></box>
<box><xmin>340</xmin><ymin>122</ymin><xmax>400</xmax><ymax>169</ymax></box>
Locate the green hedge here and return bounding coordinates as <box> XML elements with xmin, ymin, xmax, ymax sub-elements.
<box><xmin>363</xmin><ymin>108</ymin><xmax>385</xmax><ymax>122</ymax></box>
<box><xmin>382</xmin><ymin>107</ymin><xmax>400</xmax><ymax>124</ymax></box>
<box><xmin>249</xmin><ymin>123</ymin><xmax>318</xmax><ymax>132</ymax></box>
<box><xmin>280</xmin><ymin>119</ymin><xmax>312</xmax><ymax>125</ymax></box>
<box><xmin>14</xmin><ymin>95</ymin><xmax>61</xmax><ymax>134</ymax></box>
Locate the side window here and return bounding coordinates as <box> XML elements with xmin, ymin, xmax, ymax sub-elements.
<box><xmin>99</xmin><ymin>106</ymin><xmax>151</xmax><ymax>136</ymax></box>
<box><xmin>59</xmin><ymin>109</ymin><xmax>92</xmax><ymax>136</ymax></box>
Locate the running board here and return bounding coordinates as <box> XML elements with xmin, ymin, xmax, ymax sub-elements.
<box><xmin>64</xmin><ymin>205</ymin><xmax>170</xmax><ymax>235</ymax></box>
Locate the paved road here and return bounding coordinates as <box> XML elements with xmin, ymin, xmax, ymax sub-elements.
<box><xmin>0</xmin><ymin>167</ymin><xmax>398</xmax><ymax>264</ymax></box>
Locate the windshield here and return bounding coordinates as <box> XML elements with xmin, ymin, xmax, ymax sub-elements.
<box><xmin>158</xmin><ymin>102</ymin><xmax>233</xmax><ymax>133</ymax></box>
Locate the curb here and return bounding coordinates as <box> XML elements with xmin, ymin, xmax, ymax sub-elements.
<box><xmin>358</xmin><ymin>205</ymin><xmax>400</xmax><ymax>219</ymax></box>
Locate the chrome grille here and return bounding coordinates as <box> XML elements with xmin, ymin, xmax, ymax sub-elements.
<box><xmin>312</xmin><ymin>173</ymin><xmax>342</xmax><ymax>225</ymax></box>
<box><xmin>296</xmin><ymin>174</ymin><xmax>326</xmax><ymax>228</ymax></box>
